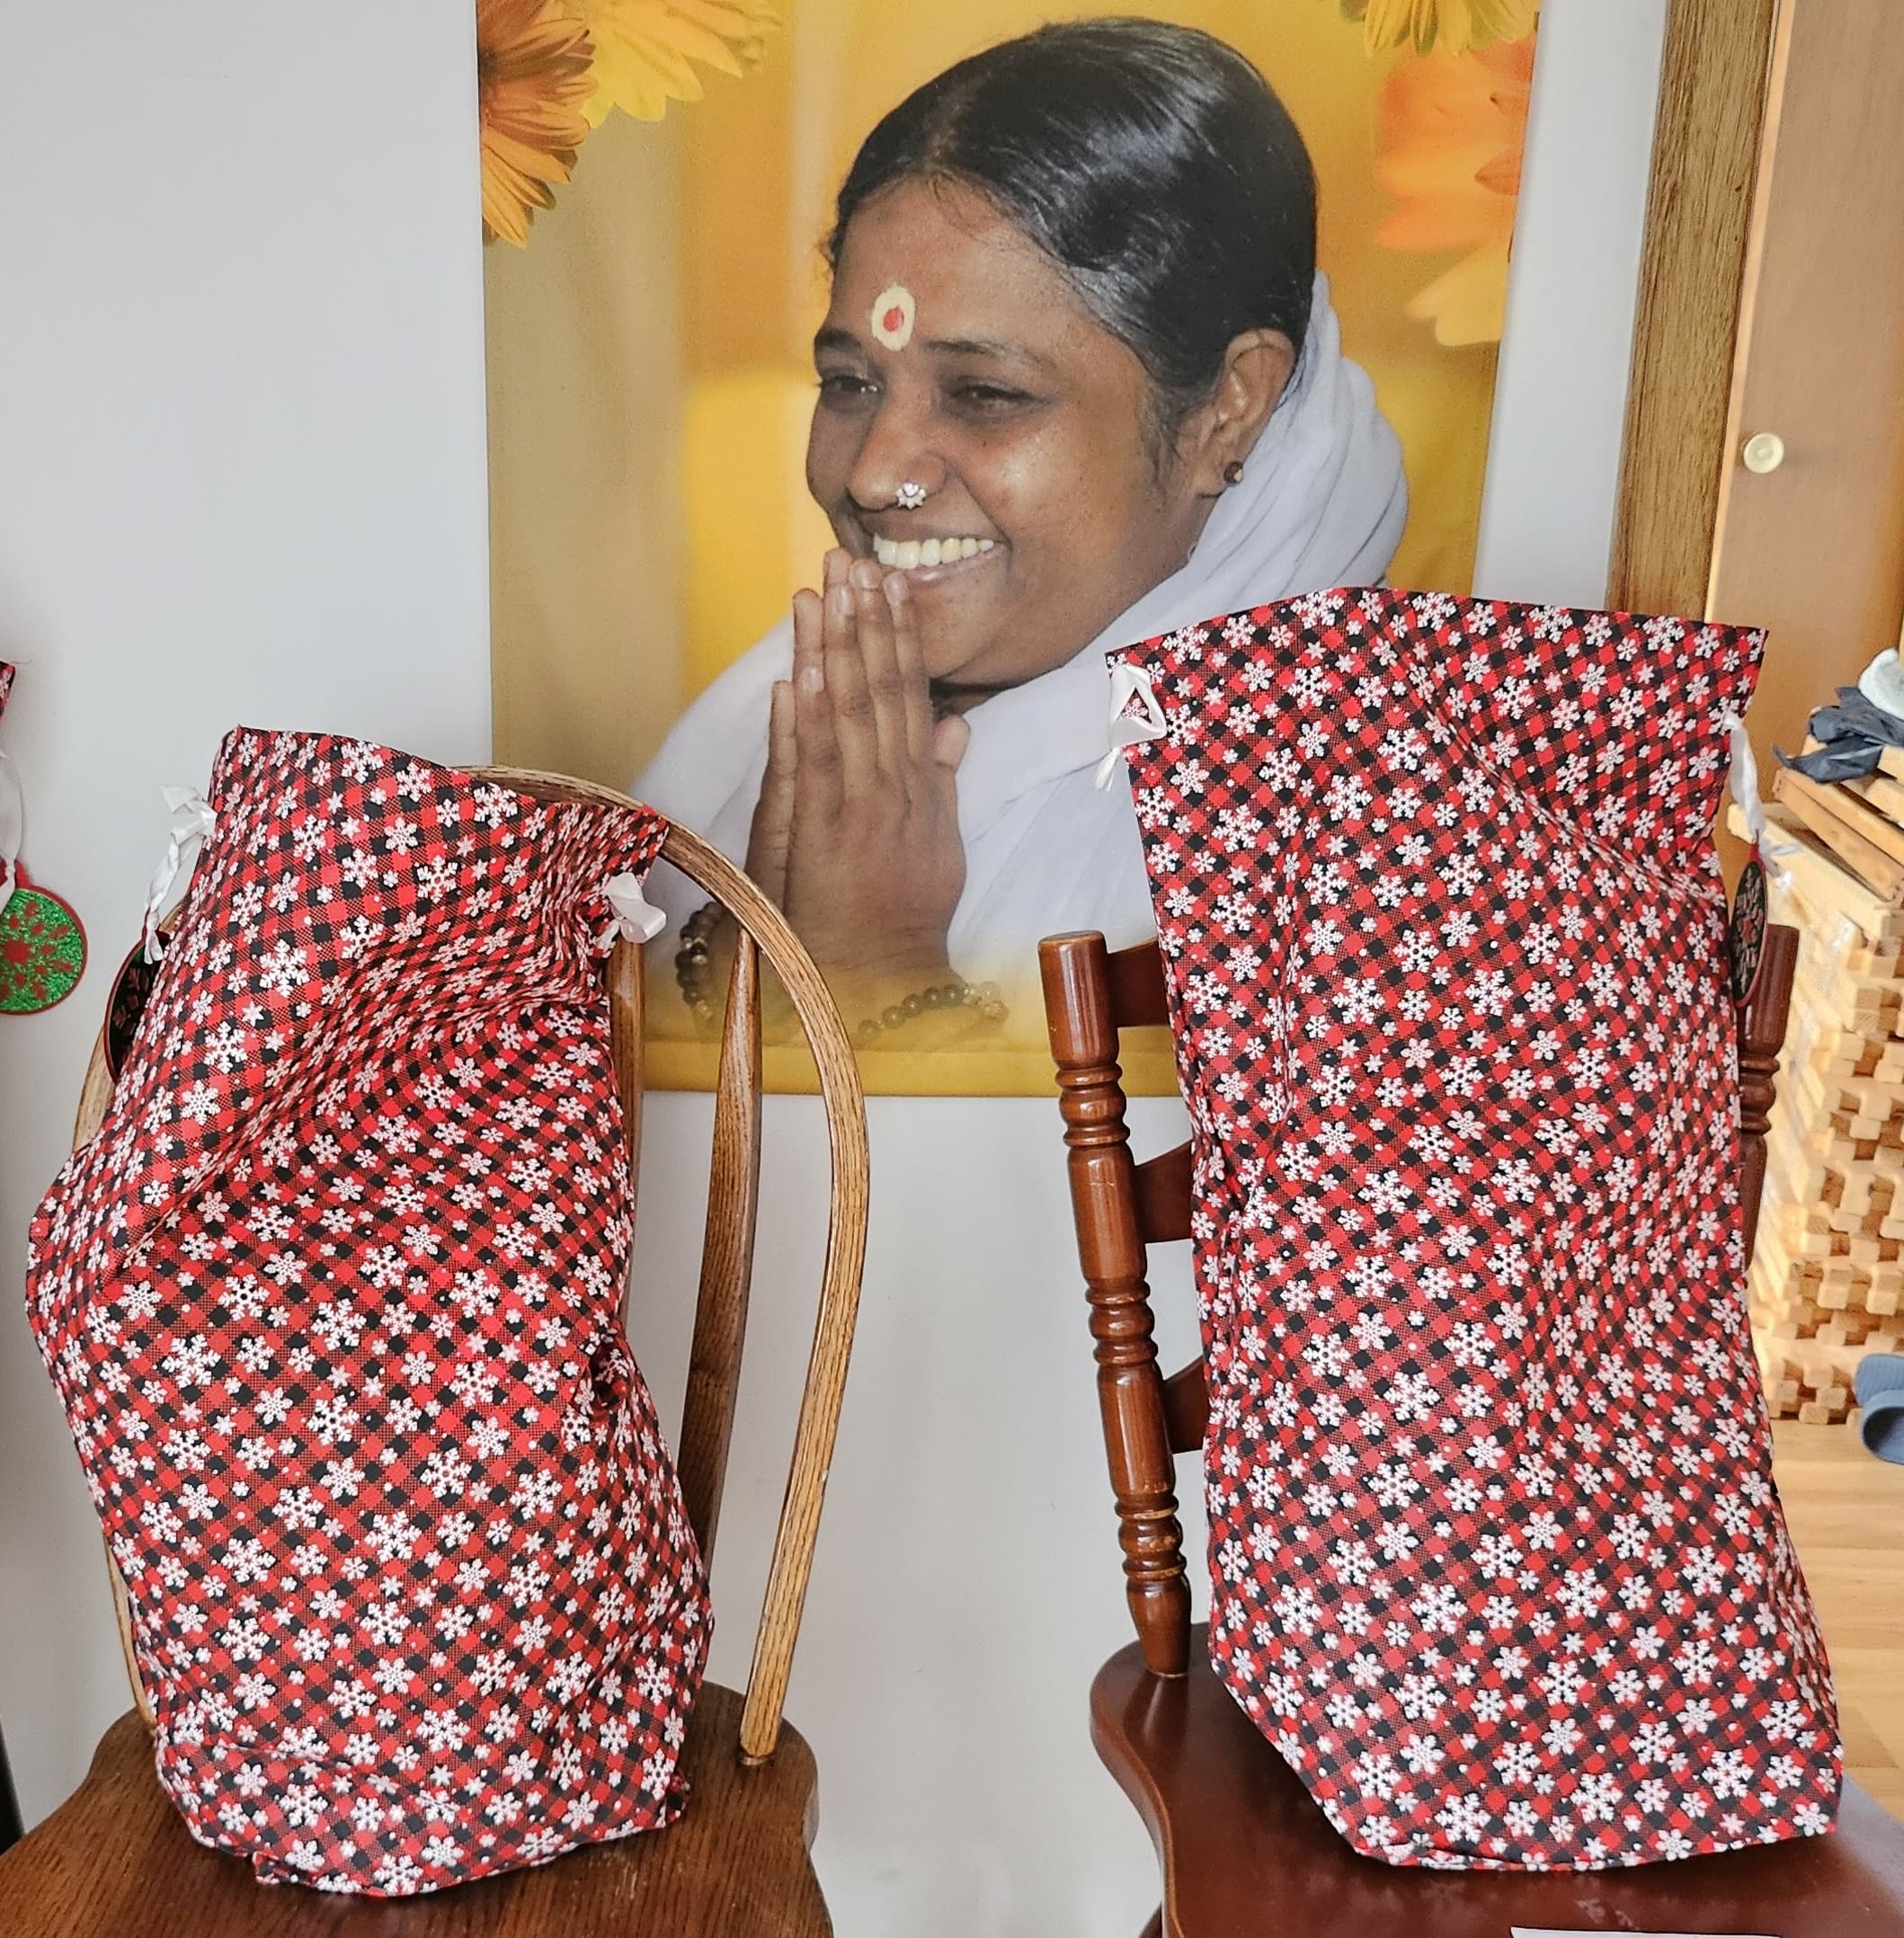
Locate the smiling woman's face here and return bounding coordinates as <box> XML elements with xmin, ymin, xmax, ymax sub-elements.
<box><xmin>807</xmin><ymin>178</ymin><xmax>1222</xmax><ymax>694</ymax></box>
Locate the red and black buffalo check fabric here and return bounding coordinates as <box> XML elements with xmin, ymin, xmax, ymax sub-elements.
<box><xmin>26</xmin><ymin>729</ymin><xmax>709</xmax><ymax>1895</ymax></box>
<box><xmin>1112</xmin><ymin>589</ymin><xmax>1840</xmax><ymax>1869</ymax></box>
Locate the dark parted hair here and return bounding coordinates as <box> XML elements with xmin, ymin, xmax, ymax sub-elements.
<box><xmin>828</xmin><ymin>18</ymin><xmax>1318</xmax><ymax>441</ymax></box>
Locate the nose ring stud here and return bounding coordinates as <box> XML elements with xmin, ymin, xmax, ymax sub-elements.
<box><xmin>894</xmin><ymin>481</ymin><xmax>929</xmax><ymax>510</ymax></box>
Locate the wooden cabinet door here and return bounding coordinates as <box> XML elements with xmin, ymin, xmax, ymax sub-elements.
<box><xmin>1709</xmin><ymin>0</ymin><xmax>1904</xmax><ymax>848</ymax></box>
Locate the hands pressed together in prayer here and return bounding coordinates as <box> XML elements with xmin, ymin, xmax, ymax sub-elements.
<box><xmin>744</xmin><ymin>549</ymin><xmax>973</xmax><ymax>1018</ymax></box>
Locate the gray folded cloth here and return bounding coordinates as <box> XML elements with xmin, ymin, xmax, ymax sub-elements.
<box><xmin>1781</xmin><ymin>687</ymin><xmax>1904</xmax><ymax>782</ymax></box>
<box><xmin>1855</xmin><ymin>1353</ymin><xmax>1904</xmax><ymax>1462</ymax></box>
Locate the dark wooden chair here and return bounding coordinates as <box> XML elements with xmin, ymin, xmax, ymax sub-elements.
<box><xmin>0</xmin><ymin>776</ymin><xmax>870</xmax><ymax>1936</ymax></box>
<box><xmin>1041</xmin><ymin>918</ymin><xmax>1904</xmax><ymax>1935</ymax></box>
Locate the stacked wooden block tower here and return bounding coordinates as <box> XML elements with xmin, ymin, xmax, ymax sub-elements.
<box><xmin>1737</xmin><ymin>756</ymin><xmax>1904</xmax><ymax>1422</ymax></box>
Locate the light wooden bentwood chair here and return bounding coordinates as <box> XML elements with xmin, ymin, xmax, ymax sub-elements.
<box><xmin>0</xmin><ymin>774</ymin><xmax>870</xmax><ymax>1937</ymax></box>
<box><xmin>1041</xmin><ymin>919</ymin><xmax>1904</xmax><ymax>1937</ymax></box>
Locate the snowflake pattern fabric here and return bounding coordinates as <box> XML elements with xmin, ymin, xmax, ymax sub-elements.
<box><xmin>1113</xmin><ymin>590</ymin><xmax>1840</xmax><ymax>1869</ymax></box>
<box><xmin>26</xmin><ymin>729</ymin><xmax>709</xmax><ymax>1895</ymax></box>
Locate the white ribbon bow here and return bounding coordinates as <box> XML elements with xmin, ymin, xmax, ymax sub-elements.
<box><xmin>1724</xmin><ymin>716</ymin><xmax>1802</xmax><ymax>887</ymax></box>
<box><xmin>0</xmin><ymin>751</ymin><xmax>22</xmax><ymax>925</ymax></box>
<box><xmin>597</xmin><ymin>872</ymin><xmax>667</xmax><ymax>952</ymax></box>
<box><xmin>1725</xmin><ymin>716</ymin><xmax>1766</xmax><ymax>855</ymax></box>
<box><xmin>1092</xmin><ymin>663</ymin><xmax>1170</xmax><ymax>792</ymax></box>
<box><xmin>142</xmin><ymin>787</ymin><xmax>217</xmax><ymax>964</ymax></box>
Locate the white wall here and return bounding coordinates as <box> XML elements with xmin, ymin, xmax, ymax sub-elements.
<box><xmin>0</xmin><ymin>0</ymin><xmax>1666</xmax><ymax>1926</ymax></box>
<box><xmin>1472</xmin><ymin>0</ymin><xmax>1671</xmax><ymax>606</ymax></box>
<box><xmin>0</xmin><ymin>3</ymin><xmax>492</xmax><ymax>1823</ymax></box>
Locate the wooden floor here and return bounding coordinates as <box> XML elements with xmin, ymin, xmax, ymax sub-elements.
<box><xmin>1775</xmin><ymin>1418</ymin><xmax>1904</xmax><ymax>1815</ymax></box>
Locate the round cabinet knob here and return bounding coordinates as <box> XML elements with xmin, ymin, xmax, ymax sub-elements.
<box><xmin>1742</xmin><ymin>431</ymin><xmax>1786</xmax><ymax>475</ymax></box>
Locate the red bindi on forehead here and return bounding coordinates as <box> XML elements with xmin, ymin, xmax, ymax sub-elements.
<box><xmin>868</xmin><ymin>281</ymin><xmax>917</xmax><ymax>351</ymax></box>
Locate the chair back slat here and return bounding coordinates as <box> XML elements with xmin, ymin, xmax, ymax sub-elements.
<box><xmin>1042</xmin><ymin>915</ymin><xmax>1800</xmax><ymax>1673</ymax></box>
<box><xmin>73</xmin><ymin>1040</ymin><xmax>116</xmax><ymax>1151</ymax></box>
<box><xmin>1160</xmin><ymin>1359</ymin><xmax>1209</xmax><ymax>1457</ymax></box>
<box><xmin>74</xmin><ymin>769</ymin><xmax>869</xmax><ymax>1771</ymax></box>
<box><xmin>486</xmin><ymin>778</ymin><xmax>869</xmax><ymax>1765</ymax></box>
<box><xmin>1105</xmin><ymin>936</ymin><xmax>1170</xmax><ymax>1027</ymax></box>
<box><xmin>1039</xmin><ymin>931</ymin><xmax>1192</xmax><ymax>1677</ymax></box>
<box><xmin>675</xmin><ymin>929</ymin><xmax>763</xmax><ymax>1565</ymax></box>
<box><xmin>73</xmin><ymin>1028</ymin><xmax>156</xmax><ymax>1724</ymax></box>
<box><xmin>648</xmin><ymin>822</ymin><xmax>869</xmax><ymax>1767</ymax></box>
<box><xmin>1133</xmin><ymin>1143</ymin><xmax>1192</xmax><ymax>1246</ymax></box>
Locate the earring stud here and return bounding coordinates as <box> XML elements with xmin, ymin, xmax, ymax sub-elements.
<box><xmin>1223</xmin><ymin>461</ymin><xmax>1245</xmax><ymax>487</ymax></box>
<box><xmin>894</xmin><ymin>481</ymin><xmax>929</xmax><ymax>510</ymax></box>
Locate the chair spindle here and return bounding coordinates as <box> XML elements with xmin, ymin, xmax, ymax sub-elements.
<box><xmin>676</xmin><ymin>929</ymin><xmax>764</xmax><ymax>1565</ymax></box>
<box><xmin>1042</xmin><ymin>933</ymin><xmax>1191</xmax><ymax>1678</ymax></box>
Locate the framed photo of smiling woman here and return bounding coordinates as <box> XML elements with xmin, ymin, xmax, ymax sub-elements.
<box><xmin>482</xmin><ymin>2</ymin><xmax>1543</xmax><ymax>1095</ymax></box>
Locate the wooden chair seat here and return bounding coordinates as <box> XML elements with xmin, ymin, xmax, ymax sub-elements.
<box><xmin>0</xmin><ymin>778</ymin><xmax>868</xmax><ymax>1934</ymax></box>
<box><xmin>1097</xmin><ymin>1625</ymin><xmax>1904</xmax><ymax>1938</ymax></box>
<box><xmin>1045</xmin><ymin>921</ymin><xmax>1904</xmax><ymax>1929</ymax></box>
<box><xmin>0</xmin><ymin>1682</ymin><xmax>826</xmax><ymax>1937</ymax></box>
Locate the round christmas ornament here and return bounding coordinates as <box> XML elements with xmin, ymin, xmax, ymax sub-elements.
<box><xmin>103</xmin><ymin>941</ymin><xmax>159</xmax><ymax>1078</ymax></box>
<box><xmin>0</xmin><ymin>869</ymin><xmax>87</xmax><ymax>1014</ymax></box>
<box><xmin>1729</xmin><ymin>849</ymin><xmax>1769</xmax><ymax>1004</ymax></box>
<box><xmin>0</xmin><ymin>663</ymin><xmax>86</xmax><ymax>1013</ymax></box>
<box><xmin>1725</xmin><ymin>719</ymin><xmax>1770</xmax><ymax>1005</ymax></box>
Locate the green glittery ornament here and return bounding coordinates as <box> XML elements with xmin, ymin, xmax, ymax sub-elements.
<box><xmin>0</xmin><ymin>877</ymin><xmax>87</xmax><ymax>1014</ymax></box>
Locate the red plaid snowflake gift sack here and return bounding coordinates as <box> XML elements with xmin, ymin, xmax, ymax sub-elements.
<box><xmin>1110</xmin><ymin>589</ymin><xmax>1839</xmax><ymax>1870</ymax></box>
<box><xmin>25</xmin><ymin>729</ymin><xmax>709</xmax><ymax>1895</ymax></box>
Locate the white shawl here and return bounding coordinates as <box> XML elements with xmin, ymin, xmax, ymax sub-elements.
<box><xmin>636</xmin><ymin>276</ymin><xmax>1407</xmax><ymax>978</ymax></box>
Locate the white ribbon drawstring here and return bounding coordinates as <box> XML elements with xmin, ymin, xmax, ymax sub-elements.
<box><xmin>1724</xmin><ymin>716</ymin><xmax>1803</xmax><ymax>888</ymax></box>
<box><xmin>1092</xmin><ymin>663</ymin><xmax>1170</xmax><ymax>791</ymax></box>
<box><xmin>142</xmin><ymin>787</ymin><xmax>217</xmax><ymax>964</ymax></box>
<box><xmin>0</xmin><ymin>751</ymin><xmax>22</xmax><ymax>925</ymax></box>
<box><xmin>597</xmin><ymin>872</ymin><xmax>667</xmax><ymax>952</ymax></box>
<box><xmin>1757</xmin><ymin>823</ymin><xmax>1804</xmax><ymax>889</ymax></box>
<box><xmin>1725</xmin><ymin>716</ymin><xmax>1766</xmax><ymax>857</ymax></box>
